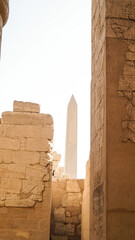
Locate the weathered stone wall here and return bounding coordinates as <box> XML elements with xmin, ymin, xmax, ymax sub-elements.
<box><xmin>90</xmin><ymin>0</ymin><xmax>106</xmax><ymax>239</ymax></box>
<box><xmin>0</xmin><ymin>0</ymin><xmax>9</xmax><ymax>52</ymax></box>
<box><xmin>51</xmin><ymin>179</ymin><xmax>84</xmax><ymax>240</ymax></box>
<box><xmin>91</xmin><ymin>0</ymin><xmax>135</xmax><ymax>239</ymax></box>
<box><xmin>81</xmin><ymin>159</ymin><xmax>90</xmax><ymax>240</ymax></box>
<box><xmin>0</xmin><ymin>101</ymin><xmax>53</xmax><ymax>240</ymax></box>
<box><xmin>106</xmin><ymin>1</ymin><xmax>135</xmax><ymax>239</ymax></box>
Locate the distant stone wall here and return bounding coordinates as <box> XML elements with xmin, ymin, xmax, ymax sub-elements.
<box><xmin>51</xmin><ymin>179</ymin><xmax>84</xmax><ymax>240</ymax></box>
<box><xmin>0</xmin><ymin>101</ymin><xmax>53</xmax><ymax>240</ymax></box>
<box><xmin>81</xmin><ymin>159</ymin><xmax>90</xmax><ymax>240</ymax></box>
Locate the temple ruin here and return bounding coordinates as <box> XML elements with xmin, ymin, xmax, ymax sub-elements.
<box><xmin>0</xmin><ymin>101</ymin><xmax>53</xmax><ymax>239</ymax></box>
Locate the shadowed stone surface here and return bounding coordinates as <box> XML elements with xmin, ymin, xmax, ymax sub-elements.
<box><xmin>51</xmin><ymin>179</ymin><xmax>84</xmax><ymax>240</ymax></box>
<box><xmin>90</xmin><ymin>0</ymin><xmax>135</xmax><ymax>240</ymax></box>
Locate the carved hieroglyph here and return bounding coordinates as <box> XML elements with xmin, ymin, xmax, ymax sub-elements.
<box><xmin>118</xmin><ymin>42</ymin><xmax>135</xmax><ymax>142</ymax></box>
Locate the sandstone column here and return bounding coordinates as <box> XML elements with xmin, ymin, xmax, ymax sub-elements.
<box><xmin>0</xmin><ymin>0</ymin><xmax>9</xmax><ymax>54</ymax></box>
<box><xmin>65</xmin><ymin>95</ymin><xmax>77</xmax><ymax>179</ymax></box>
<box><xmin>90</xmin><ymin>0</ymin><xmax>135</xmax><ymax>239</ymax></box>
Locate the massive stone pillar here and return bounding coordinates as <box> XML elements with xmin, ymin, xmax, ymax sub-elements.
<box><xmin>0</xmin><ymin>0</ymin><xmax>9</xmax><ymax>53</ymax></box>
<box><xmin>65</xmin><ymin>95</ymin><xmax>77</xmax><ymax>179</ymax></box>
<box><xmin>90</xmin><ymin>0</ymin><xmax>135</xmax><ymax>239</ymax></box>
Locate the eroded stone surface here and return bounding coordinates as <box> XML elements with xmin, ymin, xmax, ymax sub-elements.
<box><xmin>0</xmin><ymin>101</ymin><xmax>53</xmax><ymax>208</ymax></box>
<box><xmin>118</xmin><ymin>42</ymin><xmax>135</xmax><ymax>143</ymax></box>
<box><xmin>51</xmin><ymin>179</ymin><xmax>83</xmax><ymax>239</ymax></box>
<box><xmin>66</xmin><ymin>179</ymin><xmax>81</xmax><ymax>193</ymax></box>
<box><xmin>13</xmin><ymin>101</ymin><xmax>40</xmax><ymax>113</ymax></box>
<box><xmin>54</xmin><ymin>207</ymin><xmax>65</xmax><ymax>222</ymax></box>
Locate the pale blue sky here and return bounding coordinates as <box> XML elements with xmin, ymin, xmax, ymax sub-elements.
<box><xmin>0</xmin><ymin>0</ymin><xmax>91</xmax><ymax>178</ymax></box>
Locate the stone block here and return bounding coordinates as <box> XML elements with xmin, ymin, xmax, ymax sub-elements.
<box><xmin>5</xmin><ymin>198</ymin><xmax>35</xmax><ymax>208</ymax></box>
<box><xmin>2</xmin><ymin>111</ymin><xmax>53</xmax><ymax>126</ymax></box>
<box><xmin>0</xmin><ymin>138</ymin><xmax>20</xmax><ymax>150</ymax></box>
<box><xmin>66</xmin><ymin>211</ymin><xmax>71</xmax><ymax>217</ymax></box>
<box><xmin>78</xmin><ymin>179</ymin><xmax>84</xmax><ymax>191</ymax></box>
<box><xmin>0</xmin><ymin>125</ymin><xmax>7</xmax><ymax>137</ymax></box>
<box><xmin>54</xmin><ymin>207</ymin><xmax>65</xmax><ymax>222</ymax></box>
<box><xmin>66</xmin><ymin>206</ymin><xmax>81</xmax><ymax>216</ymax></box>
<box><xmin>29</xmin><ymin>125</ymin><xmax>53</xmax><ymax>139</ymax></box>
<box><xmin>25</xmin><ymin>138</ymin><xmax>50</xmax><ymax>152</ymax></box>
<box><xmin>0</xmin><ymin>150</ymin><xmax>12</xmax><ymax>163</ymax></box>
<box><xmin>54</xmin><ymin>172</ymin><xmax>62</xmax><ymax>178</ymax></box>
<box><xmin>25</xmin><ymin>166</ymin><xmax>48</xmax><ymax>179</ymax></box>
<box><xmin>0</xmin><ymin>167</ymin><xmax>25</xmax><ymax>179</ymax></box>
<box><xmin>66</xmin><ymin>179</ymin><xmax>81</xmax><ymax>193</ymax></box>
<box><xmin>22</xmin><ymin>180</ymin><xmax>43</xmax><ymax>195</ymax></box>
<box><xmin>66</xmin><ymin>223</ymin><xmax>75</xmax><ymax>235</ymax></box>
<box><xmin>62</xmin><ymin>174</ymin><xmax>69</xmax><ymax>179</ymax></box>
<box><xmin>6</xmin><ymin>125</ymin><xmax>29</xmax><ymax>138</ymax></box>
<box><xmin>66</xmin><ymin>216</ymin><xmax>80</xmax><ymax>224</ymax></box>
<box><xmin>72</xmin><ymin>216</ymin><xmax>80</xmax><ymax>224</ymax></box>
<box><xmin>13</xmin><ymin>100</ymin><xmax>40</xmax><ymax>113</ymax></box>
<box><xmin>62</xmin><ymin>193</ymin><xmax>82</xmax><ymax>207</ymax></box>
<box><xmin>0</xmin><ymin>163</ymin><xmax>26</xmax><ymax>174</ymax></box>
<box><xmin>3</xmin><ymin>124</ymin><xmax>53</xmax><ymax>139</ymax></box>
<box><xmin>0</xmin><ymin>178</ymin><xmax>21</xmax><ymax>194</ymax></box>
<box><xmin>65</xmin><ymin>216</ymin><xmax>72</xmax><ymax>223</ymax></box>
<box><xmin>106</xmin><ymin>0</ymin><xmax>135</xmax><ymax>20</ymax></box>
<box><xmin>55</xmin><ymin>222</ymin><xmax>66</xmax><ymax>235</ymax></box>
<box><xmin>12</xmin><ymin>151</ymin><xmax>40</xmax><ymax>165</ymax></box>
<box><xmin>53</xmin><ymin>151</ymin><xmax>61</xmax><ymax>161</ymax></box>
<box><xmin>52</xmin><ymin>187</ymin><xmax>66</xmax><ymax>208</ymax></box>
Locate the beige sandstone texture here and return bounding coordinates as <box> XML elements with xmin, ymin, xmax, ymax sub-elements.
<box><xmin>51</xmin><ymin>179</ymin><xmax>84</xmax><ymax>240</ymax></box>
<box><xmin>52</xmin><ymin>151</ymin><xmax>69</xmax><ymax>179</ymax></box>
<box><xmin>90</xmin><ymin>0</ymin><xmax>135</xmax><ymax>239</ymax></box>
<box><xmin>13</xmin><ymin>100</ymin><xmax>40</xmax><ymax>113</ymax></box>
<box><xmin>81</xmin><ymin>159</ymin><xmax>90</xmax><ymax>240</ymax></box>
<box><xmin>0</xmin><ymin>0</ymin><xmax>9</xmax><ymax>53</ymax></box>
<box><xmin>0</xmin><ymin>101</ymin><xmax>53</xmax><ymax>240</ymax></box>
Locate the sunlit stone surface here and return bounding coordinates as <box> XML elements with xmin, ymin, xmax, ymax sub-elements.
<box><xmin>65</xmin><ymin>95</ymin><xmax>77</xmax><ymax>179</ymax></box>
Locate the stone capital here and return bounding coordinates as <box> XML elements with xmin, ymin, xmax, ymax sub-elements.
<box><xmin>0</xmin><ymin>0</ymin><xmax>9</xmax><ymax>27</ymax></box>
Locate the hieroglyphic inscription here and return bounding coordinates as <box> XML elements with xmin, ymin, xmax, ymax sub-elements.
<box><xmin>118</xmin><ymin>42</ymin><xmax>135</xmax><ymax>143</ymax></box>
<box><xmin>92</xmin><ymin>183</ymin><xmax>104</xmax><ymax>238</ymax></box>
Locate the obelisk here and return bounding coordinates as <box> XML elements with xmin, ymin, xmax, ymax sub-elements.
<box><xmin>65</xmin><ymin>95</ymin><xmax>77</xmax><ymax>178</ymax></box>
<box><xmin>0</xmin><ymin>0</ymin><xmax>9</xmax><ymax>54</ymax></box>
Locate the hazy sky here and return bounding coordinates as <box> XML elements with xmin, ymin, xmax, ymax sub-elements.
<box><xmin>0</xmin><ymin>0</ymin><xmax>91</xmax><ymax>178</ymax></box>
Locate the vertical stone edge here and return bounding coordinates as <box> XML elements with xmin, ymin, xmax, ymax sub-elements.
<box><xmin>90</xmin><ymin>0</ymin><xmax>106</xmax><ymax>239</ymax></box>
